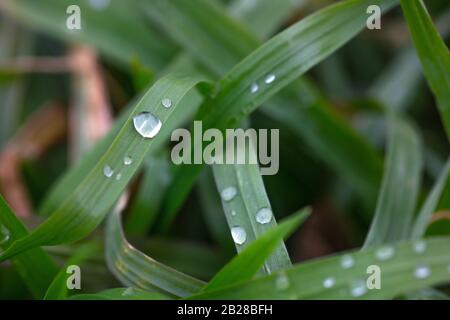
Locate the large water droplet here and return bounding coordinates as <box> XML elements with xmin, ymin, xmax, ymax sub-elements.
<box><xmin>255</xmin><ymin>207</ymin><xmax>273</xmax><ymax>224</ymax></box>
<box><xmin>340</xmin><ymin>255</ymin><xmax>355</xmax><ymax>269</ymax></box>
<box><xmin>275</xmin><ymin>272</ymin><xmax>290</xmax><ymax>290</ymax></box>
<box><xmin>414</xmin><ymin>264</ymin><xmax>431</xmax><ymax>279</ymax></box>
<box><xmin>323</xmin><ymin>277</ymin><xmax>335</xmax><ymax>289</ymax></box>
<box><xmin>350</xmin><ymin>280</ymin><xmax>367</xmax><ymax>297</ymax></box>
<box><xmin>413</xmin><ymin>240</ymin><xmax>426</xmax><ymax>254</ymax></box>
<box><xmin>221</xmin><ymin>186</ymin><xmax>237</xmax><ymax>202</ymax></box>
<box><xmin>375</xmin><ymin>246</ymin><xmax>395</xmax><ymax>261</ymax></box>
<box><xmin>231</xmin><ymin>226</ymin><xmax>246</xmax><ymax>245</ymax></box>
<box><xmin>133</xmin><ymin>112</ymin><xmax>162</xmax><ymax>139</ymax></box>
<box><xmin>88</xmin><ymin>0</ymin><xmax>110</xmax><ymax>10</ymax></box>
<box><xmin>264</xmin><ymin>74</ymin><xmax>276</xmax><ymax>84</ymax></box>
<box><xmin>123</xmin><ymin>156</ymin><xmax>133</xmax><ymax>165</ymax></box>
<box><xmin>0</xmin><ymin>225</ymin><xmax>10</xmax><ymax>245</ymax></box>
<box><xmin>250</xmin><ymin>83</ymin><xmax>259</xmax><ymax>93</ymax></box>
<box><xmin>103</xmin><ymin>165</ymin><xmax>114</xmax><ymax>178</ymax></box>
<box><xmin>162</xmin><ymin>98</ymin><xmax>172</xmax><ymax>108</ymax></box>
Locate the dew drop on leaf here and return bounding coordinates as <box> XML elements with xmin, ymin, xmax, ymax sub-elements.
<box><xmin>88</xmin><ymin>0</ymin><xmax>110</xmax><ymax>10</ymax></box>
<box><xmin>115</xmin><ymin>173</ymin><xmax>122</xmax><ymax>181</ymax></box>
<box><xmin>162</xmin><ymin>98</ymin><xmax>172</xmax><ymax>108</ymax></box>
<box><xmin>322</xmin><ymin>277</ymin><xmax>335</xmax><ymax>289</ymax></box>
<box><xmin>231</xmin><ymin>210</ymin><xmax>237</xmax><ymax>216</ymax></box>
<box><xmin>264</xmin><ymin>74</ymin><xmax>276</xmax><ymax>84</ymax></box>
<box><xmin>375</xmin><ymin>246</ymin><xmax>395</xmax><ymax>261</ymax></box>
<box><xmin>0</xmin><ymin>224</ymin><xmax>10</xmax><ymax>245</ymax></box>
<box><xmin>275</xmin><ymin>272</ymin><xmax>290</xmax><ymax>290</ymax></box>
<box><xmin>122</xmin><ymin>287</ymin><xmax>134</xmax><ymax>296</ymax></box>
<box><xmin>255</xmin><ymin>207</ymin><xmax>273</xmax><ymax>224</ymax></box>
<box><xmin>133</xmin><ymin>112</ymin><xmax>162</xmax><ymax>139</ymax></box>
<box><xmin>413</xmin><ymin>240</ymin><xmax>426</xmax><ymax>254</ymax></box>
<box><xmin>221</xmin><ymin>186</ymin><xmax>237</xmax><ymax>202</ymax></box>
<box><xmin>231</xmin><ymin>226</ymin><xmax>246</xmax><ymax>245</ymax></box>
<box><xmin>123</xmin><ymin>156</ymin><xmax>133</xmax><ymax>165</ymax></box>
<box><xmin>349</xmin><ymin>279</ymin><xmax>367</xmax><ymax>297</ymax></box>
<box><xmin>250</xmin><ymin>83</ymin><xmax>259</xmax><ymax>93</ymax></box>
<box><xmin>414</xmin><ymin>264</ymin><xmax>431</xmax><ymax>279</ymax></box>
<box><xmin>103</xmin><ymin>165</ymin><xmax>114</xmax><ymax>178</ymax></box>
<box><xmin>340</xmin><ymin>255</ymin><xmax>355</xmax><ymax>269</ymax></box>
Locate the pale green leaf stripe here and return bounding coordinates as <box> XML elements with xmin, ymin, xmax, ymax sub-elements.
<box><xmin>400</xmin><ymin>0</ymin><xmax>450</xmax><ymax>141</ymax></box>
<box><xmin>364</xmin><ymin>116</ymin><xmax>422</xmax><ymax>248</ymax></box>
<box><xmin>1</xmin><ymin>0</ymin><xmax>175</xmax><ymax>70</ymax></box>
<box><xmin>0</xmin><ymin>74</ymin><xmax>208</xmax><ymax>263</ymax></box>
<box><xmin>411</xmin><ymin>158</ymin><xmax>450</xmax><ymax>239</ymax></box>
<box><xmin>202</xmin><ymin>208</ymin><xmax>310</xmax><ymax>293</ymax></box>
<box><xmin>105</xmin><ymin>203</ymin><xmax>205</xmax><ymax>298</ymax></box>
<box><xmin>189</xmin><ymin>237</ymin><xmax>450</xmax><ymax>299</ymax></box>
<box><xmin>212</xmin><ymin>145</ymin><xmax>292</xmax><ymax>273</ymax></box>
<box><xmin>70</xmin><ymin>288</ymin><xmax>170</xmax><ymax>300</ymax></box>
<box><xmin>0</xmin><ymin>195</ymin><xmax>58</xmax><ymax>298</ymax></box>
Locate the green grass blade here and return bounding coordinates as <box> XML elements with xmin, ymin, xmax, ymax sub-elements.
<box><xmin>400</xmin><ymin>0</ymin><xmax>450</xmax><ymax>141</ymax></box>
<box><xmin>105</xmin><ymin>202</ymin><xmax>205</xmax><ymax>298</ymax></box>
<box><xmin>364</xmin><ymin>116</ymin><xmax>422</xmax><ymax>248</ymax></box>
<box><xmin>70</xmin><ymin>288</ymin><xmax>170</xmax><ymax>300</ymax></box>
<box><xmin>0</xmin><ymin>195</ymin><xmax>58</xmax><ymax>298</ymax></box>
<box><xmin>411</xmin><ymin>158</ymin><xmax>450</xmax><ymax>239</ymax></box>
<box><xmin>189</xmin><ymin>237</ymin><xmax>450</xmax><ymax>299</ymax></box>
<box><xmin>0</xmin><ymin>74</ymin><xmax>208</xmax><ymax>262</ymax></box>
<box><xmin>201</xmin><ymin>208</ymin><xmax>310</xmax><ymax>293</ymax></box>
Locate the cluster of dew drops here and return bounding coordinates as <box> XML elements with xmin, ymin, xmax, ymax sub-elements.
<box><xmin>102</xmin><ymin>98</ymin><xmax>172</xmax><ymax>181</ymax></box>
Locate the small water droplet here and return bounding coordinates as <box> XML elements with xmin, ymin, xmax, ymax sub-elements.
<box><xmin>115</xmin><ymin>173</ymin><xmax>122</xmax><ymax>181</ymax></box>
<box><xmin>250</xmin><ymin>83</ymin><xmax>259</xmax><ymax>93</ymax></box>
<box><xmin>88</xmin><ymin>0</ymin><xmax>110</xmax><ymax>10</ymax></box>
<box><xmin>413</xmin><ymin>240</ymin><xmax>426</xmax><ymax>254</ymax></box>
<box><xmin>340</xmin><ymin>255</ymin><xmax>355</xmax><ymax>269</ymax></box>
<box><xmin>133</xmin><ymin>112</ymin><xmax>162</xmax><ymax>139</ymax></box>
<box><xmin>162</xmin><ymin>98</ymin><xmax>172</xmax><ymax>108</ymax></box>
<box><xmin>221</xmin><ymin>186</ymin><xmax>237</xmax><ymax>202</ymax></box>
<box><xmin>447</xmin><ymin>264</ymin><xmax>450</xmax><ymax>273</ymax></box>
<box><xmin>264</xmin><ymin>74</ymin><xmax>276</xmax><ymax>84</ymax></box>
<box><xmin>375</xmin><ymin>246</ymin><xmax>395</xmax><ymax>261</ymax></box>
<box><xmin>231</xmin><ymin>210</ymin><xmax>237</xmax><ymax>216</ymax></box>
<box><xmin>103</xmin><ymin>165</ymin><xmax>114</xmax><ymax>178</ymax></box>
<box><xmin>414</xmin><ymin>264</ymin><xmax>431</xmax><ymax>279</ymax></box>
<box><xmin>123</xmin><ymin>156</ymin><xmax>133</xmax><ymax>165</ymax></box>
<box><xmin>231</xmin><ymin>226</ymin><xmax>246</xmax><ymax>245</ymax></box>
<box><xmin>350</xmin><ymin>279</ymin><xmax>367</xmax><ymax>297</ymax></box>
<box><xmin>323</xmin><ymin>277</ymin><xmax>335</xmax><ymax>289</ymax></box>
<box><xmin>255</xmin><ymin>207</ymin><xmax>273</xmax><ymax>224</ymax></box>
<box><xmin>0</xmin><ymin>225</ymin><xmax>10</xmax><ymax>245</ymax></box>
<box><xmin>122</xmin><ymin>287</ymin><xmax>134</xmax><ymax>296</ymax></box>
<box><xmin>275</xmin><ymin>272</ymin><xmax>290</xmax><ymax>290</ymax></box>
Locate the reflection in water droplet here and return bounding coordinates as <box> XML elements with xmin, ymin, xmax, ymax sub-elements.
<box><xmin>340</xmin><ymin>255</ymin><xmax>355</xmax><ymax>269</ymax></box>
<box><xmin>255</xmin><ymin>207</ymin><xmax>273</xmax><ymax>224</ymax></box>
<box><xmin>0</xmin><ymin>225</ymin><xmax>10</xmax><ymax>245</ymax></box>
<box><xmin>414</xmin><ymin>265</ymin><xmax>431</xmax><ymax>279</ymax></box>
<box><xmin>231</xmin><ymin>226</ymin><xmax>246</xmax><ymax>245</ymax></box>
<box><xmin>250</xmin><ymin>83</ymin><xmax>259</xmax><ymax>93</ymax></box>
<box><xmin>264</xmin><ymin>74</ymin><xmax>276</xmax><ymax>84</ymax></box>
<box><xmin>162</xmin><ymin>98</ymin><xmax>172</xmax><ymax>108</ymax></box>
<box><xmin>275</xmin><ymin>272</ymin><xmax>290</xmax><ymax>290</ymax></box>
<box><xmin>350</xmin><ymin>280</ymin><xmax>367</xmax><ymax>297</ymax></box>
<box><xmin>123</xmin><ymin>156</ymin><xmax>133</xmax><ymax>165</ymax></box>
<box><xmin>323</xmin><ymin>277</ymin><xmax>335</xmax><ymax>289</ymax></box>
<box><xmin>221</xmin><ymin>186</ymin><xmax>237</xmax><ymax>202</ymax></box>
<box><xmin>103</xmin><ymin>165</ymin><xmax>114</xmax><ymax>178</ymax></box>
<box><xmin>413</xmin><ymin>240</ymin><xmax>426</xmax><ymax>254</ymax></box>
<box><xmin>133</xmin><ymin>112</ymin><xmax>162</xmax><ymax>139</ymax></box>
<box><xmin>375</xmin><ymin>246</ymin><xmax>395</xmax><ymax>261</ymax></box>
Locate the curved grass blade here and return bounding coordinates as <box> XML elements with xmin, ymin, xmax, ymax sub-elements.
<box><xmin>400</xmin><ymin>0</ymin><xmax>450</xmax><ymax>141</ymax></box>
<box><xmin>1</xmin><ymin>0</ymin><xmax>175</xmax><ymax>70</ymax></box>
<box><xmin>363</xmin><ymin>116</ymin><xmax>422</xmax><ymax>248</ymax></box>
<box><xmin>411</xmin><ymin>158</ymin><xmax>450</xmax><ymax>239</ymax></box>
<box><xmin>70</xmin><ymin>288</ymin><xmax>170</xmax><ymax>300</ymax></box>
<box><xmin>0</xmin><ymin>74</ymin><xmax>208</xmax><ymax>263</ymax></box>
<box><xmin>202</xmin><ymin>208</ymin><xmax>310</xmax><ymax>293</ymax></box>
<box><xmin>105</xmin><ymin>202</ymin><xmax>205</xmax><ymax>298</ymax></box>
<box><xmin>189</xmin><ymin>237</ymin><xmax>450</xmax><ymax>299</ymax></box>
<box><xmin>0</xmin><ymin>195</ymin><xmax>58</xmax><ymax>298</ymax></box>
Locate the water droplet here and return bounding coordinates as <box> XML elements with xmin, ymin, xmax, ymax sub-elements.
<box><xmin>231</xmin><ymin>226</ymin><xmax>246</xmax><ymax>245</ymax></box>
<box><xmin>255</xmin><ymin>207</ymin><xmax>273</xmax><ymax>224</ymax></box>
<box><xmin>122</xmin><ymin>287</ymin><xmax>134</xmax><ymax>296</ymax></box>
<box><xmin>162</xmin><ymin>98</ymin><xmax>172</xmax><ymax>108</ymax></box>
<box><xmin>103</xmin><ymin>165</ymin><xmax>114</xmax><ymax>178</ymax></box>
<box><xmin>88</xmin><ymin>0</ymin><xmax>110</xmax><ymax>10</ymax></box>
<box><xmin>447</xmin><ymin>264</ymin><xmax>450</xmax><ymax>273</ymax></box>
<box><xmin>250</xmin><ymin>83</ymin><xmax>259</xmax><ymax>93</ymax></box>
<box><xmin>0</xmin><ymin>225</ymin><xmax>10</xmax><ymax>245</ymax></box>
<box><xmin>115</xmin><ymin>173</ymin><xmax>122</xmax><ymax>181</ymax></box>
<box><xmin>350</xmin><ymin>279</ymin><xmax>367</xmax><ymax>297</ymax></box>
<box><xmin>340</xmin><ymin>255</ymin><xmax>355</xmax><ymax>269</ymax></box>
<box><xmin>413</xmin><ymin>240</ymin><xmax>426</xmax><ymax>254</ymax></box>
<box><xmin>275</xmin><ymin>272</ymin><xmax>290</xmax><ymax>290</ymax></box>
<box><xmin>323</xmin><ymin>277</ymin><xmax>335</xmax><ymax>289</ymax></box>
<box><xmin>375</xmin><ymin>246</ymin><xmax>395</xmax><ymax>261</ymax></box>
<box><xmin>264</xmin><ymin>74</ymin><xmax>276</xmax><ymax>84</ymax></box>
<box><xmin>133</xmin><ymin>112</ymin><xmax>162</xmax><ymax>139</ymax></box>
<box><xmin>414</xmin><ymin>264</ymin><xmax>431</xmax><ymax>279</ymax></box>
<box><xmin>221</xmin><ymin>186</ymin><xmax>237</xmax><ymax>202</ymax></box>
<box><xmin>123</xmin><ymin>156</ymin><xmax>133</xmax><ymax>165</ymax></box>
<box><xmin>231</xmin><ymin>210</ymin><xmax>237</xmax><ymax>216</ymax></box>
